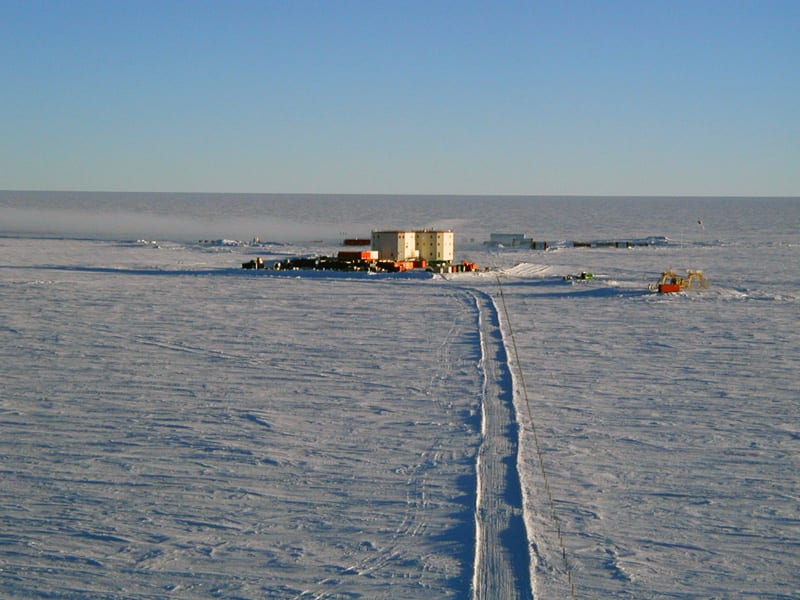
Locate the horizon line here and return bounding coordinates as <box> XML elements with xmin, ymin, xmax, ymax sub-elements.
<box><xmin>3</xmin><ymin>189</ymin><xmax>799</xmax><ymax>200</ymax></box>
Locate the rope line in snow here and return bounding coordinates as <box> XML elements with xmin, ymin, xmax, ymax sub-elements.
<box><xmin>494</xmin><ymin>274</ymin><xmax>577</xmax><ymax>599</ymax></box>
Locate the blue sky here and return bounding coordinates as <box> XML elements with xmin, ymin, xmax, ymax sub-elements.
<box><xmin>2</xmin><ymin>0</ymin><xmax>798</xmax><ymax>195</ymax></box>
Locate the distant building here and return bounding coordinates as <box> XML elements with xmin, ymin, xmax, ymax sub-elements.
<box><xmin>487</xmin><ymin>232</ymin><xmax>529</xmax><ymax>247</ymax></box>
<box><xmin>371</xmin><ymin>230</ymin><xmax>454</xmax><ymax>262</ymax></box>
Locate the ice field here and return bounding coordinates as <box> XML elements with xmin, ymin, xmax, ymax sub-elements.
<box><xmin>1</xmin><ymin>193</ymin><xmax>798</xmax><ymax>599</ymax></box>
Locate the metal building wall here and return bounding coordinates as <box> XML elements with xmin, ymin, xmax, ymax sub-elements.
<box><xmin>416</xmin><ymin>231</ymin><xmax>454</xmax><ymax>262</ymax></box>
<box><xmin>372</xmin><ymin>230</ymin><xmax>453</xmax><ymax>262</ymax></box>
<box><xmin>371</xmin><ymin>231</ymin><xmax>417</xmax><ymax>261</ymax></box>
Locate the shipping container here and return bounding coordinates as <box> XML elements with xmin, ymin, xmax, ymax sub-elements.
<box><xmin>337</xmin><ymin>250</ymin><xmax>378</xmax><ymax>261</ymax></box>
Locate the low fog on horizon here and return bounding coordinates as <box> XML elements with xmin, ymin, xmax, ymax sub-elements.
<box><xmin>0</xmin><ymin>206</ymin><xmax>340</xmax><ymax>244</ymax></box>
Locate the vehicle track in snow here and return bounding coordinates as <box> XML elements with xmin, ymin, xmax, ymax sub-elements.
<box><xmin>470</xmin><ymin>290</ymin><xmax>533</xmax><ymax>600</ymax></box>
<box><xmin>290</xmin><ymin>290</ymin><xmax>476</xmax><ymax>600</ymax></box>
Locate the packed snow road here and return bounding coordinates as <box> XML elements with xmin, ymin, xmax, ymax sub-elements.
<box><xmin>470</xmin><ymin>290</ymin><xmax>533</xmax><ymax>599</ymax></box>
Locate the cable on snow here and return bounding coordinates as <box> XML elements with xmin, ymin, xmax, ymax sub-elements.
<box><xmin>495</xmin><ymin>274</ymin><xmax>578</xmax><ymax>599</ymax></box>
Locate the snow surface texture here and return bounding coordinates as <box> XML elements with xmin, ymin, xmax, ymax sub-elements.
<box><xmin>1</xmin><ymin>193</ymin><xmax>798</xmax><ymax>599</ymax></box>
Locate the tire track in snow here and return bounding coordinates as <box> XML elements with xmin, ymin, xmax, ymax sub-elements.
<box><xmin>470</xmin><ymin>290</ymin><xmax>533</xmax><ymax>599</ymax></box>
<box><xmin>291</xmin><ymin>293</ymin><xmax>468</xmax><ymax>599</ymax></box>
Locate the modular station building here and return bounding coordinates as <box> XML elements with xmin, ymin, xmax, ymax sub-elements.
<box><xmin>250</xmin><ymin>228</ymin><xmax>475</xmax><ymax>273</ymax></box>
<box><xmin>370</xmin><ymin>230</ymin><xmax>454</xmax><ymax>263</ymax></box>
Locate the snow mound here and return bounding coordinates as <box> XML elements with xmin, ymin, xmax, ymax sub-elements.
<box><xmin>500</xmin><ymin>263</ymin><xmax>556</xmax><ymax>278</ymax></box>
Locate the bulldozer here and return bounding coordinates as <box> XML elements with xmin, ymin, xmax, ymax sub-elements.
<box><xmin>649</xmin><ymin>270</ymin><xmax>709</xmax><ymax>293</ymax></box>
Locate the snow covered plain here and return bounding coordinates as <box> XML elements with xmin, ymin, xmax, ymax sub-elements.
<box><xmin>1</xmin><ymin>193</ymin><xmax>798</xmax><ymax>599</ymax></box>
